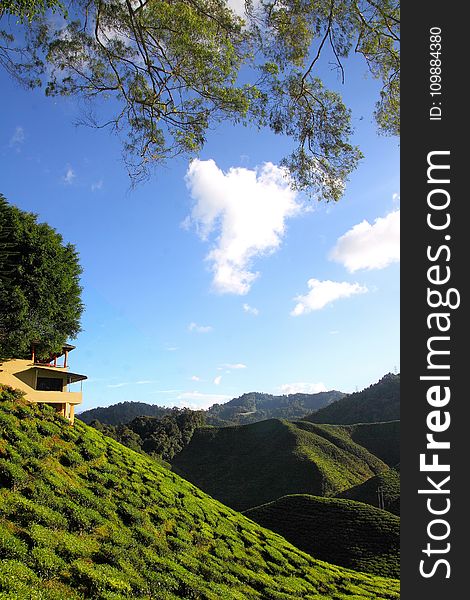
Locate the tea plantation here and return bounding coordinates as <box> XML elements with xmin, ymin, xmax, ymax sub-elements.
<box><xmin>0</xmin><ymin>387</ymin><xmax>400</xmax><ymax>599</ymax></box>
<box><xmin>337</xmin><ymin>468</ymin><xmax>400</xmax><ymax>516</ymax></box>
<box><xmin>172</xmin><ymin>419</ymin><xmax>388</xmax><ymax>511</ymax></box>
<box><xmin>244</xmin><ymin>495</ymin><xmax>399</xmax><ymax>578</ymax></box>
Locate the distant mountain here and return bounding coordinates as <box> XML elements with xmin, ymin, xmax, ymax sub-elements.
<box><xmin>78</xmin><ymin>401</ymin><xmax>174</xmax><ymax>425</ymax></box>
<box><xmin>206</xmin><ymin>390</ymin><xmax>345</xmax><ymax>425</ymax></box>
<box><xmin>0</xmin><ymin>385</ymin><xmax>400</xmax><ymax>599</ymax></box>
<box><xmin>304</xmin><ymin>373</ymin><xmax>400</xmax><ymax>425</ymax></box>
<box><xmin>78</xmin><ymin>389</ymin><xmax>346</xmax><ymax>427</ymax></box>
<box><xmin>172</xmin><ymin>418</ymin><xmax>388</xmax><ymax>511</ymax></box>
<box><xmin>244</xmin><ymin>494</ymin><xmax>399</xmax><ymax>578</ymax></box>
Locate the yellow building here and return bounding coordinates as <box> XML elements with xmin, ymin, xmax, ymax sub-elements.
<box><xmin>0</xmin><ymin>343</ymin><xmax>86</xmax><ymax>424</ymax></box>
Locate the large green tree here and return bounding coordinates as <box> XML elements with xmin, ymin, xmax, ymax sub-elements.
<box><xmin>0</xmin><ymin>0</ymin><xmax>399</xmax><ymax>200</ymax></box>
<box><xmin>0</xmin><ymin>194</ymin><xmax>83</xmax><ymax>359</ymax></box>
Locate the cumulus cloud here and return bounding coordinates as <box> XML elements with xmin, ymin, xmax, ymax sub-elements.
<box><xmin>213</xmin><ymin>375</ymin><xmax>222</xmax><ymax>385</ymax></box>
<box><xmin>291</xmin><ymin>279</ymin><xmax>368</xmax><ymax>315</ymax></box>
<box><xmin>243</xmin><ymin>303</ymin><xmax>259</xmax><ymax>316</ymax></box>
<box><xmin>190</xmin><ymin>375</ymin><xmax>201</xmax><ymax>382</ymax></box>
<box><xmin>279</xmin><ymin>382</ymin><xmax>327</xmax><ymax>395</ymax></box>
<box><xmin>176</xmin><ymin>391</ymin><xmax>231</xmax><ymax>410</ymax></box>
<box><xmin>188</xmin><ymin>322</ymin><xmax>213</xmax><ymax>333</ymax></box>
<box><xmin>63</xmin><ymin>166</ymin><xmax>76</xmax><ymax>185</ymax></box>
<box><xmin>329</xmin><ymin>210</ymin><xmax>400</xmax><ymax>272</ymax></box>
<box><xmin>185</xmin><ymin>159</ymin><xmax>301</xmax><ymax>295</ymax></box>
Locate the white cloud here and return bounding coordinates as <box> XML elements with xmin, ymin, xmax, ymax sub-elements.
<box><xmin>91</xmin><ymin>180</ymin><xmax>103</xmax><ymax>192</ymax></box>
<box><xmin>213</xmin><ymin>375</ymin><xmax>222</xmax><ymax>385</ymax></box>
<box><xmin>221</xmin><ymin>363</ymin><xmax>247</xmax><ymax>370</ymax></box>
<box><xmin>176</xmin><ymin>391</ymin><xmax>231</xmax><ymax>410</ymax></box>
<box><xmin>190</xmin><ymin>375</ymin><xmax>201</xmax><ymax>382</ymax></box>
<box><xmin>243</xmin><ymin>303</ymin><xmax>259</xmax><ymax>316</ymax></box>
<box><xmin>279</xmin><ymin>382</ymin><xmax>327</xmax><ymax>395</ymax></box>
<box><xmin>291</xmin><ymin>279</ymin><xmax>368</xmax><ymax>315</ymax></box>
<box><xmin>185</xmin><ymin>159</ymin><xmax>301</xmax><ymax>295</ymax></box>
<box><xmin>9</xmin><ymin>126</ymin><xmax>25</xmax><ymax>148</ymax></box>
<box><xmin>392</xmin><ymin>193</ymin><xmax>400</xmax><ymax>204</ymax></box>
<box><xmin>188</xmin><ymin>322</ymin><xmax>213</xmax><ymax>333</ymax></box>
<box><xmin>63</xmin><ymin>166</ymin><xmax>76</xmax><ymax>185</ymax></box>
<box><xmin>107</xmin><ymin>379</ymin><xmax>156</xmax><ymax>388</ymax></box>
<box><xmin>329</xmin><ymin>210</ymin><xmax>400</xmax><ymax>272</ymax></box>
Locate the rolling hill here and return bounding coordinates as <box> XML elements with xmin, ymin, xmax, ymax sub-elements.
<box><xmin>304</xmin><ymin>373</ymin><xmax>400</xmax><ymax>425</ymax></box>
<box><xmin>244</xmin><ymin>494</ymin><xmax>400</xmax><ymax>578</ymax></box>
<box><xmin>78</xmin><ymin>401</ymin><xmax>174</xmax><ymax>425</ymax></box>
<box><xmin>337</xmin><ymin>468</ymin><xmax>401</xmax><ymax>515</ymax></box>
<box><xmin>205</xmin><ymin>390</ymin><xmax>346</xmax><ymax>426</ymax></box>
<box><xmin>172</xmin><ymin>418</ymin><xmax>388</xmax><ymax>511</ymax></box>
<box><xmin>0</xmin><ymin>385</ymin><xmax>400</xmax><ymax>599</ymax></box>
<box><xmin>78</xmin><ymin>389</ymin><xmax>345</xmax><ymax>427</ymax></box>
<box><xmin>342</xmin><ymin>421</ymin><xmax>400</xmax><ymax>466</ymax></box>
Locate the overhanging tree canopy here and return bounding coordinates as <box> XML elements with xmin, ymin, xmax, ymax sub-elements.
<box><xmin>0</xmin><ymin>0</ymin><xmax>399</xmax><ymax>200</ymax></box>
<box><xmin>0</xmin><ymin>194</ymin><xmax>83</xmax><ymax>360</ymax></box>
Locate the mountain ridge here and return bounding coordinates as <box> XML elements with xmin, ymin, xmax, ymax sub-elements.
<box><xmin>78</xmin><ymin>390</ymin><xmax>346</xmax><ymax>426</ymax></box>
<box><xmin>304</xmin><ymin>373</ymin><xmax>400</xmax><ymax>425</ymax></box>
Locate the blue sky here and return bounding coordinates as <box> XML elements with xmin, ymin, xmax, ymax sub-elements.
<box><xmin>1</xmin><ymin>33</ymin><xmax>399</xmax><ymax>411</ymax></box>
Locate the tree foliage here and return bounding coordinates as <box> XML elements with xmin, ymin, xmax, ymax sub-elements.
<box><xmin>1</xmin><ymin>0</ymin><xmax>399</xmax><ymax>200</ymax></box>
<box><xmin>91</xmin><ymin>408</ymin><xmax>206</xmax><ymax>462</ymax></box>
<box><xmin>0</xmin><ymin>194</ymin><xmax>83</xmax><ymax>359</ymax></box>
<box><xmin>0</xmin><ymin>0</ymin><xmax>64</xmax><ymax>23</ymax></box>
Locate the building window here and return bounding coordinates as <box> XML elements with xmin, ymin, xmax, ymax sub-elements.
<box><xmin>36</xmin><ymin>377</ymin><xmax>63</xmax><ymax>391</ymax></box>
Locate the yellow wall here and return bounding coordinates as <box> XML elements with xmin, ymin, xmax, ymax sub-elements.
<box><xmin>0</xmin><ymin>359</ymin><xmax>82</xmax><ymax>420</ymax></box>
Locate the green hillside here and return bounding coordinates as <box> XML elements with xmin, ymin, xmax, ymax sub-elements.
<box><xmin>206</xmin><ymin>390</ymin><xmax>345</xmax><ymax>426</ymax></box>
<box><xmin>0</xmin><ymin>387</ymin><xmax>399</xmax><ymax>599</ymax></box>
<box><xmin>78</xmin><ymin>402</ymin><xmax>174</xmax><ymax>425</ymax></box>
<box><xmin>338</xmin><ymin>468</ymin><xmax>401</xmax><ymax>516</ymax></box>
<box><xmin>78</xmin><ymin>390</ymin><xmax>345</xmax><ymax>428</ymax></box>
<box><xmin>343</xmin><ymin>421</ymin><xmax>400</xmax><ymax>467</ymax></box>
<box><xmin>304</xmin><ymin>373</ymin><xmax>400</xmax><ymax>425</ymax></box>
<box><xmin>299</xmin><ymin>421</ymin><xmax>399</xmax><ymax>468</ymax></box>
<box><xmin>172</xmin><ymin>419</ymin><xmax>388</xmax><ymax>512</ymax></box>
<box><xmin>244</xmin><ymin>495</ymin><xmax>399</xmax><ymax>578</ymax></box>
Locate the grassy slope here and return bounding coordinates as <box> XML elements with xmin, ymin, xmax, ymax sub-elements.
<box><xmin>0</xmin><ymin>389</ymin><xmax>399</xmax><ymax>600</ymax></box>
<box><xmin>337</xmin><ymin>469</ymin><xmax>401</xmax><ymax>516</ymax></box>
<box><xmin>172</xmin><ymin>419</ymin><xmax>388</xmax><ymax>512</ymax></box>
<box><xmin>305</xmin><ymin>373</ymin><xmax>400</xmax><ymax>425</ymax></box>
<box><xmin>342</xmin><ymin>421</ymin><xmax>400</xmax><ymax>467</ymax></box>
<box><xmin>300</xmin><ymin>421</ymin><xmax>400</xmax><ymax>468</ymax></box>
<box><xmin>244</xmin><ymin>495</ymin><xmax>399</xmax><ymax>579</ymax></box>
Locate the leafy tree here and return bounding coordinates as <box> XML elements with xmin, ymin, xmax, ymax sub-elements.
<box><xmin>89</xmin><ymin>408</ymin><xmax>206</xmax><ymax>462</ymax></box>
<box><xmin>0</xmin><ymin>194</ymin><xmax>83</xmax><ymax>359</ymax></box>
<box><xmin>0</xmin><ymin>1</ymin><xmax>65</xmax><ymax>22</ymax></box>
<box><xmin>0</xmin><ymin>0</ymin><xmax>399</xmax><ymax>200</ymax></box>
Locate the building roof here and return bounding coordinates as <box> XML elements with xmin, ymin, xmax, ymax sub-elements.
<box><xmin>33</xmin><ymin>365</ymin><xmax>87</xmax><ymax>384</ymax></box>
